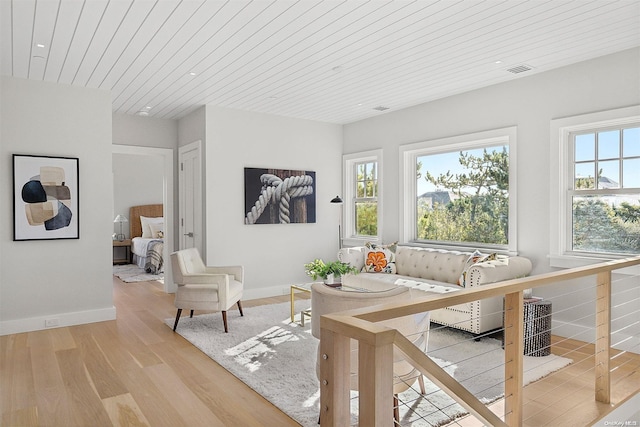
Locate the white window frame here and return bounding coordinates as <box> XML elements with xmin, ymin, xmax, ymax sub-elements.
<box><xmin>343</xmin><ymin>150</ymin><xmax>383</xmax><ymax>246</ymax></box>
<box><xmin>400</xmin><ymin>127</ymin><xmax>518</xmax><ymax>254</ymax></box>
<box><xmin>550</xmin><ymin>105</ymin><xmax>640</xmax><ymax>269</ymax></box>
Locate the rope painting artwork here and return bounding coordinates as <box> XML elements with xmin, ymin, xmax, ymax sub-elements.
<box><xmin>244</xmin><ymin>168</ymin><xmax>316</xmax><ymax>225</ymax></box>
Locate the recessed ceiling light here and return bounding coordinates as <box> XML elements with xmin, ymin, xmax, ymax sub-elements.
<box><xmin>494</xmin><ymin>60</ymin><xmax>503</xmax><ymax>64</ymax></box>
<box><xmin>144</xmin><ymin>106</ymin><xmax>152</xmax><ymax>110</ymax></box>
<box><xmin>188</xmin><ymin>72</ymin><xmax>196</xmax><ymax>76</ymax></box>
<box><xmin>136</xmin><ymin>110</ymin><xmax>149</xmax><ymax>117</ymax></box>
<box><xmin>36</xmin><ymin>43</ymin><xmax>45</xmax><ymax>48</ymax></box>
<box><xmin>332</xmin><ymin>65</ymin><xmax>344</xmax><ymax>73</ymax></box>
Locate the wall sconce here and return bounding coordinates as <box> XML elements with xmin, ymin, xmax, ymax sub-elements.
<box><xmin>113</xmin><ymin>214</ymin><xmax>128</xmax><ymax>241</ymax></box>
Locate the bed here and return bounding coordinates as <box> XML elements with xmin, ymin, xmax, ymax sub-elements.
<box><xmin>129</xmin><ymin>204</ymin><xmax>165</xmax><ymax>274</ymax></box>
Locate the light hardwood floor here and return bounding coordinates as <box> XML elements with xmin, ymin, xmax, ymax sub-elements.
<box><xmin>2</xmin><ymin>277</ymin><xmax>638</xmax><ymax>426</ymax></box>
<box><xmin>1</xmin><ymin>277</ymin><xmax>303</xmax><ymax>427</ymax></box>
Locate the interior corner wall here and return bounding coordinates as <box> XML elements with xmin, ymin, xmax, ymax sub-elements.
<box><xmin>177</xmin><ymin>106</ymin><xmax>206</xmax><ymax>148</ymax></box>
<box><xmin>204</xmin><ymin>106</ymin><xmax>343</xmax><ymax>299</ymax></box>
<box><xmin>0</xmin><ymin>76</ymin><xmax>115</xmax><ymax>335</ymax></box>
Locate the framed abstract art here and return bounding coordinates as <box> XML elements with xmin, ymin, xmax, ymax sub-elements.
<box><xmin>13</xmin><ymin>154</ymin><xmax>79</xmax><ymax>241</ymax></box>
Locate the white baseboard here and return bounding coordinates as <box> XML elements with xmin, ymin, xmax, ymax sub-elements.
<box><xmin>552</xmin><ymin>319</ymin><xmax>639</xmax><ymax>353</ymax></box>
<box><xmin>0</xmin><ymin>306</ymin><xmax>117</xmax><ymax>336</ymax></box>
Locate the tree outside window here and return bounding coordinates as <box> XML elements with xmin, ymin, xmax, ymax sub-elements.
<box><xmin>416</xmin><ymin>146</ymin><xmax>509</xmax><ymax>247</ymax></box>
<box><xmin>570</xmin><ymin>126</ymin><xmax>640</xmax><ymax>255</ymax></box>
<box><xmin>355</xmin><ymin>161</ymin><xmax>377</xmax><ymax>236</ymax></box>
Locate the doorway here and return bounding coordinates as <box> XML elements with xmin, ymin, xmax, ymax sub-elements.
<box><xmin>112</xmin><ymin>145</ymin><xmax>175</xmax><ymax>293</ymax></box>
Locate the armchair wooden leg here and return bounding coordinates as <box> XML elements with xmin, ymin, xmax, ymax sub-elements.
<box><xmin>222</xmin><ymin>311</ymin><xmax>229</xmax><ymax>333</ymax></box>
<box><xmin>189</xmin><ymin>310</ymin><xmax>194</xmax><ymax>318</ymax></box>
<box><xmin>237</xmin><ymin>300</ymin><xmax>244</xmax><ymax>316</ymax></box>
<box><xmin>173</xmin><ymin>309</ymin><xmax>182</xmax><ymax>331</ymax></box>
<box><xmin>418</xmin><ymin>375</ymin><xmax>426</xmax><ymax>394</ymax></box>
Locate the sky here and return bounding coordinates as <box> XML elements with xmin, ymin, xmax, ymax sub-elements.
<box><xmin>416</xmin><ymin>145</ymin><xmax>507</xmax><ymax>195</ymax></box>
<box><xmin>574</xmin><ymin>127</ymin><xmax>640</xmax><ymax>188</ymax></box>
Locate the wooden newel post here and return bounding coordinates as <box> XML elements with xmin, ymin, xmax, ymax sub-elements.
<box><xmin>504</xmin><ymin>291</ymin><xmax>524</xmax><ymax>427</ymax></box>
<box><xmin>358</xmin><ymin>332</ymin><xmax>395</xmax><ymax>427</ymax></box>
<box><xmin>595</xmin><ymin>271</ymin><xmax>611</xmax><ymax>404</ymax></box>
<box><xmin>319</xmin><ymin>327</ymin><xmax>350</xmax><ymax>426</ymax></box>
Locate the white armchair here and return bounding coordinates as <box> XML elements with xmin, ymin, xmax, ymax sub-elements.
<box><xmin>170</xmin><ymin>248</ymin><xmax>244</xmax><ymax>333</ymax></box>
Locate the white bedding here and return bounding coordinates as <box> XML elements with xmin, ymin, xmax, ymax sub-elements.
<box><xmin>132</xmin><ymin>237</ymin><xmax>163</xmax><ymax>269</ymax></box>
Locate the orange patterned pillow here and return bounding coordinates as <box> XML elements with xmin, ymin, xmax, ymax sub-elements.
<box><xmin>362</xmin><ymin>242</ymin><xmax>397</xmax><ymax>274</ymax></box>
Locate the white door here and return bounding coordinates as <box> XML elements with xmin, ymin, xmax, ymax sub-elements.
<box><xmin>179</xmin><ymin>141</ymin><xmax>202</xmax><ymax>252</ymax></box>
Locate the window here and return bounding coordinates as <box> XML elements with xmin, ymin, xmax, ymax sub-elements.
<box><xmin>569</xmin><ymin>126</ymin><xmax>640</xmax><ymax>255</ymax></box>
<box><xmin>400</xmin><ymin>127</ymin><xmax>517</xmax><ymax>253</ymax></box>
<box><xmin>550</xmin><ymin>106</ymin><xmax>640</xmax><ymax>266</ymax></box>
<box><xmin>355</xmin><ymin>161</ymin><xmax>378</xmax><ymax>236</ymax></box>
<box><xmin>343</xmin><ymin>150</ymin><xmax>382</xmax><ymax>245</ymax></box>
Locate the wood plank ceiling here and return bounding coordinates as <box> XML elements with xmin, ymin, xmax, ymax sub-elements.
<box><xmin>1</xmin><ymin>0</ymin><xmax>639</xmax><ymax>124</ymax></box>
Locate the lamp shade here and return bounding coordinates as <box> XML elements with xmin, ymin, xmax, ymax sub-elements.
<box><xmin>330</xmin><ymin>196</ymin><xmax>343</xmax><ymax>204</ymax></box>
<box><xmin>113</xmin><ymin>214</ymin><xmax>128</xmax><ymax>223</ymax></box>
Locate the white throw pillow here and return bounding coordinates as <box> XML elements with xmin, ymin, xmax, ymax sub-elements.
<box><xmin>149</xmin><ymin>222</ymin><xmax>164</xmax><ymax>239</ymax></box>
<box><xmin>140</xmin><ymin>216</ymin><xmax>163</xmax><ymax>238</ymax></box>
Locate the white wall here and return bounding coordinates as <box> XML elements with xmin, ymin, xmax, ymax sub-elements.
<box><xmin>204</xmin><ymin>106</ymin><xmax>343</xmax><ymax>299</ymax></box>
<box><xmin>0</xmin><ymin>76</ymin><xmax>115</xmax><ymax>335</ymax></box>
<box><xmin>112</xmin><ymin>113</ymin><xmax>178</xmax><ymax>149</ymax></box>
<box><xmin>343</xmin><ymin>48</ymin><xmax>640</xmax><ymax>345</ymax></box>
<box><xmin>112</xmin><ymin>153</ymin><xmax>164</xmax><ymax>239</ymax></box>
<box><xmin>178</xmin><ymin>106</ymin><xmax>206</xmax><ymax>148</ymax></box>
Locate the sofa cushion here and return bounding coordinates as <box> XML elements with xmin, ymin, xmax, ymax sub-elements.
<box><xmin>362</xmin><ymin>241</ymin><xmax>397</xmax><ymax>274</ymax></box>
<box><xmin>395</xmin><ymin>246</ymin><xmax>470</xmax><ymax>284</ymax></box>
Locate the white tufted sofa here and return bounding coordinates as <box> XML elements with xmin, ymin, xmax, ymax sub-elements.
<box><xmin>338</xmin><ymin>245</ymin><xmax>532</xmax><ymax>335</ymax></box>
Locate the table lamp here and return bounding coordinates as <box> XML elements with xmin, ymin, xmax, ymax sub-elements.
<box><xmin>113</xmin><ymin>215</ymin><xmax>128</xmax><ymax>241</ymax></box>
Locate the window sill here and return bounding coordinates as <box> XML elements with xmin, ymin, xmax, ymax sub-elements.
<box><xmin>406</xmin><ymin>241</ymin><xmax>516</xmax><ymax>256</ymax></box>
<box><xmin>342</xmin><ymin>236</ymin><xmax>380</xmax><ymax>248</ymax></box>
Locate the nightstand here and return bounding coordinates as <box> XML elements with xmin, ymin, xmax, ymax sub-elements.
<box><xmin>112</xmin><ymin>239</ymin><xmax>132</xmax><ymax>265</ymax></box>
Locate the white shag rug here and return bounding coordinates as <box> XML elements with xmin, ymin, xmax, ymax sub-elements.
<box><xmin>113</xmin><ymin>264</ymin><xmax>164</xmax><ymax>283</ymax></box>
<box><xmin>166</xmin><ymin>300</ymin><xmax>571</xmax><ymax>426</ymax></box>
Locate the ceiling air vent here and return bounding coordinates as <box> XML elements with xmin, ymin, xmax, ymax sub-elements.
<box><xmin>506</xmin><ymin>64</ymin><xmax>533</xmax><ymax>74</ymax></box>
<box><xmin>373</xmin><ymin>106</ymin><xmax>390</xmax><ymax>111</ymax></box>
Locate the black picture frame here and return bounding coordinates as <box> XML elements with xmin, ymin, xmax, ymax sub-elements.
<box><xmin>13</xmin><ymin>154</ymin><xmax>80</xmax><ymax>241</ymax></box>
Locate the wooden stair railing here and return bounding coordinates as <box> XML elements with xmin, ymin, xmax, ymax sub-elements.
<box><xmin>318</xmin><ymin>256</ymin><xmax>640</xmax><ymax>427</ymax></box>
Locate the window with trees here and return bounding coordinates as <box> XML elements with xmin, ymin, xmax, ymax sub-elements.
<box><xmin>355</xmin><ymin>161</ymin><xmax>378</xmax><ymax>236</ymax></box>
<box><xmin>343</xmin><ymin>150</ymin><xmax>382</xmax><ymax>245</ymax></box>
<box><xmin>569</xmin><ymin>126</ymin><xmax>640</xmax><ymax>255</ymax></box>
<box><xmin>550</xmin><ymin>106</ymin><xmax>640</xmax><ymax>267</ymax></box>
<box><xmin>401</xmin><ymin>128</ymin><xmax>517</xmax><ymax>252</ymax></box>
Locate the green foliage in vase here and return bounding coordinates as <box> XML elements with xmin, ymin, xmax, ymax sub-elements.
<box><xmin>304</xmin><ymin>259</ymin><xmax>359</xmax><ymax>280</ymax></box>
